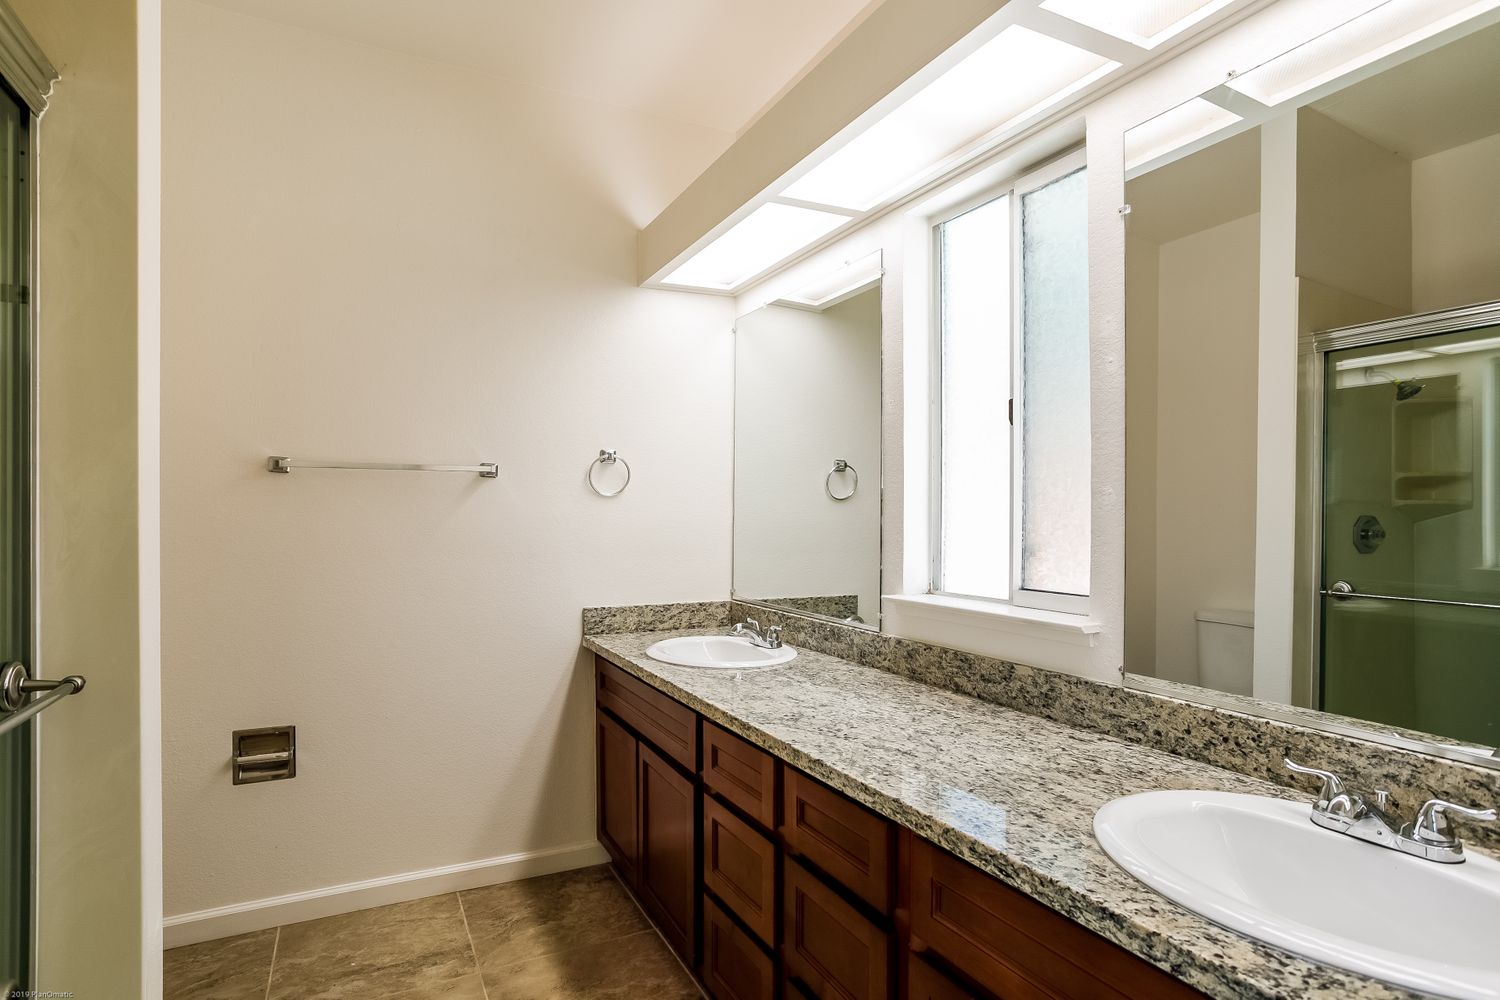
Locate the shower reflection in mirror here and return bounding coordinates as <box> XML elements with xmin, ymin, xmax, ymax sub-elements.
<box><xmin>1122</xmin><ymin>17</ymin><xmax>1500</xmax><ymax>754</ymax></box>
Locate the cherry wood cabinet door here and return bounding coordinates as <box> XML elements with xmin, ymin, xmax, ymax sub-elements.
<box><xmin>702</xmin><ymin>895</ymin><xmax>775</xmax><ymax>1000</ymax></box>
<box><xmin>907</xmin><ymin>954</ymin><xmax>982</xmax><ymax>1000</ymax></box>
<box><xmin>703</xmin><ymin>794</ymin><xmax>777</xmax><ymax>943</ymax></box>
<box><xmin>639</xmin><ymin>742</ymin><xmax>698</xmax><ymax>964</ymax></box>
<box><xmin>782</xmin><ymin>770</ymin><xmax>894</xmax><ymax>914</ymax></box>
<box><xmin>596</xmin><ymin>709</ymin><xmax>638</xmax><ymax>886</ymax></box>
<box><xmin>702</xmin><ymin>720</ymin><xmax>778</xmax><ymax>829</ymax></box>
<box><xmin>783</xmin><ymin>858</ymin><xmax>891</xmax><ymax>1000</ymax></box>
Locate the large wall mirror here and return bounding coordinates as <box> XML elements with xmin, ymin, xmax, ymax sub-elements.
<box><xmin>1124</xmin><ymin>10</ymin><xmax>1500</xmax><ymax>762</ymax></box>
<box><xmin>732</xmin><ymin>253</ymin><xmax>882</xmax><ymax>629</ymax></box>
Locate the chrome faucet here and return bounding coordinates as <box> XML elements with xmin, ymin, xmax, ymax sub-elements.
<box><xmin>731</xmin><ymin>618</ymin><xmax>783</xmax><ymax>649</ymax></box>
<box><xmin>1285</xmin><ymin>758</ymin><xmax>1497</xmax><ymax>864</ymax></box>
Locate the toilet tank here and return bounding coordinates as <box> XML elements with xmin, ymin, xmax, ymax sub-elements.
<box><xmin>1195</xmin><ymin>609</ymin><xmax>1254</xmax><ymax>696</ymax></box>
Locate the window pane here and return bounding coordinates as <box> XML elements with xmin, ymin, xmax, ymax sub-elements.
<box><xmin>1020</xmin><ymin>167</ymin><xmax>1090</xmax><ymax>596</ymax></box>
<box><xmin>938</xmin><ymin>196</ymin><xmax>1011</xmax><ymax>599</ymax></box>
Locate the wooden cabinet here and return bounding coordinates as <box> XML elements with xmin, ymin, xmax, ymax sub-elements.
<box><xmin>908</xmin><ymin>955</ymin><xmax>982</xmax><ymax>1000</ymax></box>
<box><xmin>594</xmin><ymin>651</ymin><xmax>1208</xmax><ymax>1000</ymax></box>
<box><xmin>703</xmin><ymin>720</ymin><xmax>778</xmax><ymax>828</ymax></box>
<box><xmin>597</xmin><ymin>658</ymin><xmax>698</xmax><ymax>771</ymax></box>
<box><xmin>703</xmin><ymin>795</ymin><xmax>777</xmax><ymax>943</ymax></box>
<box><xmin>782</xmin><ymin>770</ymin><xmax>894</xmax><ymax>914</ymax></box>
<box><xmin>907</xmin><ymin>838</ymin><xmax>1205</xmax><ymax>1000</ymax></box>
<box><xmin>639</xmin><ymin>742</ymin><xmax>698</xmax><ymax>964</ymax></box>
<box><xmin>783</xmin><ymin>857</ymin><xmax>891</xmax><ymax>1000</ymax></box>
<box><xmin>596</xmin><ymin>709</ymin><xmax>639</xmax><ymax>885</ymax></box>
<box><xmin>703</xmin><ymin>895</ymin><xmax>775</xmax><ymax>1000</ymax></box>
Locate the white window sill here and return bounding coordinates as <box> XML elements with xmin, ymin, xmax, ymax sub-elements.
<box><xmin>881</xmin><ymin>593</ymin><xmax>1100</xmax><ymax>649</ymax></box>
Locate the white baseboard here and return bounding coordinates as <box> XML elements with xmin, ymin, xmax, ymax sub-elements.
<box><xmin>163</xmin><ymin>840</ymin><xmax>610</xmax><ymax>949</ymax></box>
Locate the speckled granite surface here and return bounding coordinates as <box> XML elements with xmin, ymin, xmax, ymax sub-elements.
<box><xmin>586</xmin><ymin>629</ymin><xmax>1435</xmax><ymax>1000</ymax></box>
<box><xmin>728</xmin><ymin>601</ymin><xmax>1500</xmax><ymax>855</ymax></box>
<box><xmin>581</xmin><ymin>602</ymin><xmax>730</xmax><ymax>635</ymax></box>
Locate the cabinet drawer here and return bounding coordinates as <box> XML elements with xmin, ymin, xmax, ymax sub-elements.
<box><xmin>782</xmin><ymin>770</ymin><xmax>893</xmax><ymax>913</ymax></box>
<box><xmin>702</xmin><ymin>720</ymin><xmax>777</xmax><ymax>828</ymax></box>
<box><xmin>596</xmin><ymin>656</ymin><xmax>698</xmax><ymax>771</ymax></box>
<box><xmin>908</xmin><ymin>839</ymin><xmax>1205</xmax><ymax>1000</ymax></box>
<box><xmin>908</xmin><ymin>954</ymin><xmax>982</xmax><ymax>1000</ymax></box>
<box><xmin>783</xmin><ymin>858</ymin><xmax>891</xmax><ymax>1000</ymax></box>
<box><xmin>703</xmin><ymin>895</ymin><xmax>774</xmax><ymax>1000</ymax></box>
<box><xmin>704</xmin><ymin>795</ymin><xmax>777</xmax><ymax>943</ymax></box>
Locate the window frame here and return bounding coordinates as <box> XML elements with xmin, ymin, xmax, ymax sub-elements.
<box><xmin>929</xmin><ymin>149</ymin><xmax>1089</xmax><ymax>615</ymax></box>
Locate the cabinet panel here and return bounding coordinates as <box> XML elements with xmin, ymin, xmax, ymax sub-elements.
<box><xmin>783</xmin><ymin>858</ymin><xmax>890</xmax><ymax>1000</ymax></box>
<box><xmin>597</xmin><ymin>656</ymin><xmax>698</xmax><ymax>771</ymax></box>
<box><xmin>702</xmin><ymin>720</ymin><xmax>778</xmax><ymax>828</ymax></box>
<box><xmin>907</xmin><ymin>955</ymin><xmax>982</xmax><ymax>1000</ymax></box>
<box><xmin>782</xmin><ymin>770</ymin><xmax>893</xmax><ymax>914</ymax></box>
<box><xmin>908</xmin><ymin>839</ymin><xmax>1205</xmax><ymax>1000</ymax></box>
<box><xmin>704</xmin><ymin>794</ymin><xmax>777</xmax><ymax>943</ymax></box>
<box><xmin>596</xmin><ymin>709</ymin><xmax>638</xmax><ymax>886</ymax></box>
<box><xmin>703</xmin><ymin>895</ymin><xmax>775</xmax><ymax>1000</ymax></box>
<box><xmin>639</xmin><ymin>742</ymin><xmax>698</xmax><ymax>964</ymax></box>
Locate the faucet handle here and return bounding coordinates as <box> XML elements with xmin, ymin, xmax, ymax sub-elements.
<box><xmin>1407</xmin><ymin>798</ymin><xmax>1499</xmax><ymax>847</ymax></box>
<box><xmin>1284</xmin><ymin>758</ymin><xmax>1348</xmax><ymax>810</ymax></box>
<box><xmin>766</xmin><ymin>625</ymin><xmax>782</xmax><ymax>647</ymax></box>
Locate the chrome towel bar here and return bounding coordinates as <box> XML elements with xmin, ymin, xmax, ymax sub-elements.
<box><xmin>0</xmin><ymin>662</ymin><xmax>86</xmax><ymax>737</ymax></box>
<box><xmin>268</xmin><ymin>456</ymin><xmax>498</xmax><ymax>478</ymax></box>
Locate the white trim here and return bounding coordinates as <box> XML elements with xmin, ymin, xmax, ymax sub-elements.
<box><xmin>0</xmin><ymin>0</ymin><xmax>56</xmax><ymax>115</ymax></box>
<box><xmin>162</xmin><ymin>841</ymin><xmax>609</xmax><ymax>949</ymax></box>
<box><xmin>883</xmin><ymin>593</ymin><xmax>1099</xmax><ymax>645</ymax></box>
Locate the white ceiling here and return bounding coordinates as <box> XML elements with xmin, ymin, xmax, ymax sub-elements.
<box><xmin>1312</xmin><ymin>18</ymin><xmax>1500</xmax><ymax>159</ymax></box>
<box><xmin>194</xmin><ymin>0</ymin><xmax>882</xmax><ymax>134</ymax></box>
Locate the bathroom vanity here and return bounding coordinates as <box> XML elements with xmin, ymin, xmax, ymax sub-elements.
<box><xmin>592</xmin><ymin>653</ymin><xmax>1201</xmax><ymax>1000</ymax></box>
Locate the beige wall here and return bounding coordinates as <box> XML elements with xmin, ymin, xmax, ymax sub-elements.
<box><xmin>1123</xmin><ymin>233</ymin><xmax>1158</xmax><ymax>677</ymax></box>
<box><xmin>162</xmin><ymin>0</ymin><xmax>735</xmax><ymax>925</ymax></box>
<box><xmin>1133</xmin><ymin>213</ymin><xmax>1260</xmax><ymax>684</ymax></box>
<box><xmin>1412</xmin><ymin>130</ymin><xmax>1500</xmax><ymax>312</ymax></box>
<box><xmin>12</xmin><ymin>0</ymin><xmax>156</xmax><ymax>994</ymax></box>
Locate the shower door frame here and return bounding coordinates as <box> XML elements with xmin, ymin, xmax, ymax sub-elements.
<box><xmin>1304</xmin><ymin>297</ymin><xmax>1500</xmax><ymax>757</ymax></box>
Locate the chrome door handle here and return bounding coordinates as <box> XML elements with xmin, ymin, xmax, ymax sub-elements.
<box><xmin>1328</xmin><ymin>580</ymin><xmax>1356</xmax><ymax>599</ymax></box>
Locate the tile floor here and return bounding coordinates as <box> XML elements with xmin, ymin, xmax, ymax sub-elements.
<box><xmin>163</xmin><ymin>865</ymin><xmax>703</xmax><ymax>1000</ymax></box>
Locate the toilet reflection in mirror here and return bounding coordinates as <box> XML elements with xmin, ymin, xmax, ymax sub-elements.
<box><xmin>1123</xmin><ymin>17</ymin><xmax>1500</xmax><ymax>753</ymax></box>
<box><xmin>732</xmin><ymin>253</ymin><xmax>882</xmax><ymax>629</ymax></box>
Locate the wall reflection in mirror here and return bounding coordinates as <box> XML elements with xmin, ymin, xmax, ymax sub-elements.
<box><xmin>732</xmin><ymin>253</ymin><xmax>882</xmax><ymax>629</ymax></box>
<box><xmin>1124</xmin><ymin>13</ymin><xmax>1500</xmax><ymax>756</ymax></box>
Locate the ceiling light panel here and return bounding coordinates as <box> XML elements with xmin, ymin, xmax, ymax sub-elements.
<box><xmin>660</xmin><ymin>203</ymin><xmax>849</xmax><ymax>292</ymax></box>
<box><xmin>781</xmin><ymin>25</ymin><xmax>1118</xmax><ymax>212</ymax></box>
<box><xmin>1226</xmin><ymin>0</ymin><xmax>1500</xmax><ymax>106</ymax></box>
<box><xmin>1040</xmin><ymin>0</ymin><xmax>1241</xmax><ymax>49</ymax></box>
<box><xmin>1125</xmin><ymin>97</ymin><xmax>1242</xmax><ymax>170</ymax></box>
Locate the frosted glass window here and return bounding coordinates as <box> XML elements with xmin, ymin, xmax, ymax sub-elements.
<box><xmin>937</xmin><ymin>196</ymin><xmax>1012</xmax><ymax>600</ymax></box>
<box><xmin>1019</xmin><ymin>167</ymin><xmax>1090</xmax><ymax>596</ymax></box>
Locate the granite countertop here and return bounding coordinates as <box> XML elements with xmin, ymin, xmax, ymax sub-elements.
<box><xmin>584</xmin><ymin>628</ymin><xmax>1431</xmax><ymax>1000</ymax></box>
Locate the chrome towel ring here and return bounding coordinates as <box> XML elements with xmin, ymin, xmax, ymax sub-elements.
<box><xmin>587</xmin><ymin>449</ymin><xmax>631</xmax><ymax>497</ymax></box>
<box><xmin>826</xmin><ymin>459</ymin><xmax>857</xmax><ymax>501</ymax></box>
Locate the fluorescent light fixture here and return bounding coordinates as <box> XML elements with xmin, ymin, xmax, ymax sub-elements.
<box><xmin>770</xmin><ymin>251</ymin><xmax>883</xmax><ymax>311</ymax></box>
<box><xmin>1334</xmin><ymin>349</ymin><xmax>1435</xmax><ymax>370</ymax></box>
<box><xmin>1040</xmin><ymin>0</ymin><xmax>1240</xmax><ymax>49</ymax></box>
<box><xmin>1125</xmin><ymin>97</ymin><xmax>1242</xmax><ymax>171</ymax></box>
<box><xmin>1427</xmin><ymin>335</ymin><xmax>1500</xmax><ymax>355</ymax></box>
<box><xmin>781</xmin><ymin>26</ymin><xmax>1118</xmax><ymax>212</ymax></box>
<box><xmin>660</xmin><ymin>203</ymin><xmax>849</xmax><ymax>291</ymax></box>
<box><xmin>1226</xmin><ymin>0</ymin><xmax>1500</xmax><ymax>106</ymax></box>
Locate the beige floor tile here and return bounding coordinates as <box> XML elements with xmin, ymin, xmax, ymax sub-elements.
<box><xmin>164</xmin><ymin>927</ymin><xmax>277</xmax><ymax>1000</ymax></box>
<box><xmin>460</xmin><ymin>865</ymin><xmax>647</xmax><ymax>972</ymax></box>
<box><xmin>267</xmin><ymin>893</ymin><xmax>478</xmax><ymax>1000</ymax></box>
<box><xmin>484</xmin><ymin>930</ymin><xmax>699</xmax><ymax>1000</ymax></box>
<box><xmin>378</xmin><ymin>972</ymin><xmax>490</xmax><ymax>1000</ymax></box>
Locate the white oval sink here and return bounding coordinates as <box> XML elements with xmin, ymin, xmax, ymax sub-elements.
<box><xmin>1095</xmin><ymin>790</ymin><xmax>1500</xmax><ymax>998</ymax></box>
<box><xmin>645</xmin><ymin>635</ymin><xmax>796</xmax><ymax>669</ymax></box>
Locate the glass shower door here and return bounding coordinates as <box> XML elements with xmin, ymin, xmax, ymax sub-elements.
<box><xmin>1322</xmin><ymin>320</ymin><xmax>1500</xmax><ymax>747</ymax></box>
<box><xmin>0</xmin><ymin>83</ymin><xmax>30</xmax><ymax>995</ymax></box>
